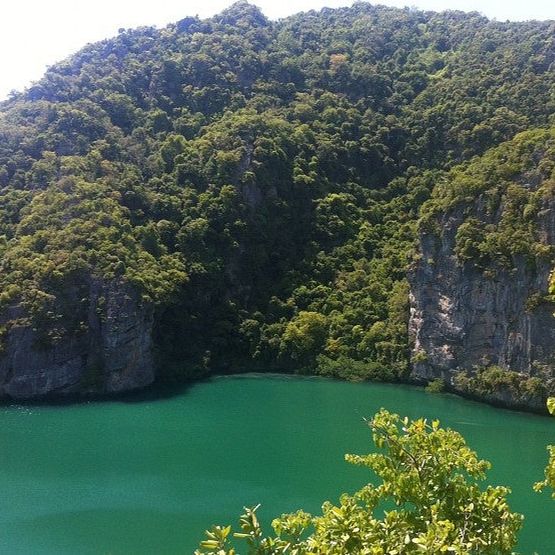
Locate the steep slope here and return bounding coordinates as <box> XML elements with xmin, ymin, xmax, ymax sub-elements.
<box><xmin>0</xmin><ymin>278</ymin><xmax>154</xmax><ymax>399</ymax></box>
<box><xmin>0</xmin><ymin>2</ymin><xmax>554</xmax><ymax>399</ymax></box>
<box><xmin>410</xmin><ymin>129</ymin><xmax>555</xmax><ymax>410</ymax></box>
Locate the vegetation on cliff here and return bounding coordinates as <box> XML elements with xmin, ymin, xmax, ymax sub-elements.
<box><xmin>1</xmin><ymin>1</ymin><xmax>555</xmax><ymax>382</ymax></box>
<box><xmin>419</xmin><ymin>127</ymin><xmax>555</xmax><ymax>273</ymax></box>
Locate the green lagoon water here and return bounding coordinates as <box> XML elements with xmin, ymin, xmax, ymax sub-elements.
<box><xmin>1</xmin><ymin>374</ymin><xmax>554</xmax><ymax>554</ymax></box>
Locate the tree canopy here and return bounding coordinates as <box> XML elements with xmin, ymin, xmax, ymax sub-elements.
<box><xmin>0</xmin><ymin>2</ymin><xmax>554</xmax><ymax>381</ymax></box>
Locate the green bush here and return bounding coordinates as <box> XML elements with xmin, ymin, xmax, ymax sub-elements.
<box><xmin>196</xmin><ymin>410</ymin><xmax>522</xmax><ymax>554</ymax></box>
<box><xmin>425</xmin><ymin>377</ymin><xmax>445</xmax><ymax>393</ymax></box>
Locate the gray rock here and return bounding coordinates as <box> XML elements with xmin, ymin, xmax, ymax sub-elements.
<box><xmin>409</xmin><ymin>191</ymin><xmax>555</xmax><ymax>410</ymax></box>
<box><xmin>0</xmin><ymin>278</ymin><xmax>154</xmax><ymax>400</ymax></box>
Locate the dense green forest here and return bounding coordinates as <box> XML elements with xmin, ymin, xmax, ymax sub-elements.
<box><xmin>1</xmin><ymin>1</ymin><xmax>555</xmax><ymax>384</ymax></box>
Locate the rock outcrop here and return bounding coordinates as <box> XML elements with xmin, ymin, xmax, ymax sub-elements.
<box><xmin>409</xmin><ymin>191</ymin><xmax>555</xmax><ymax>409</ymax></box>
<box><xmin>0</xmin><ymin>278</ymin><xmax>154</xmax><ymax>400</ymax></box>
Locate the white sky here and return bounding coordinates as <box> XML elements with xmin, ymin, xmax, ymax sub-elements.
<box><xmin>0</xmin><ymin>0</ymin><xmax>554</xmax><ymax>100</ymax></box>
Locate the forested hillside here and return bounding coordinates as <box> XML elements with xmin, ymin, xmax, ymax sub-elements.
<box><xmin>1</xmin><ymin>1</ymin><xmax>554</xmax><ymax>398</ymax></box>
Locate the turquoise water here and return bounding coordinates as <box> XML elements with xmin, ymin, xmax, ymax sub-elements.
<box><xmin>0</xmin><ymin>374</ymin><xmax>554</xmax><ymax>554</ymax></box>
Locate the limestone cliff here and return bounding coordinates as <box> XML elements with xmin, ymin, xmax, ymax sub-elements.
<box><xmin>0</xmin><ymin>278</ymin><xmax>154</xmax><ymax>400</ymax></box>
<box><xmin>409</xmin><ymin>165</ymin><xmax>555</xmax><ymax>410</ymax></box>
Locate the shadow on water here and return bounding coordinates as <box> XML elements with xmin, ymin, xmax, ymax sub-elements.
<box><xmin>2</xmin><ymin>371</ymin><xmax>552</xmax><ymax>419</ymax></box>
<box><xmin>0</xmin><ymin>379</ymin><xmax>197</xmax><ymax>409</ymax></box>
<box><xmin>0</xmin><ymin>367</ymin><xmax>299</xmax><ymax>409</ymax></box>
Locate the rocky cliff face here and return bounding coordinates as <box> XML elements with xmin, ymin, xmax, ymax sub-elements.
<box><xmin>0</xmin><ymin>278</ymin><xmax>154</xmax><ymax>400</ymax></box>
<box><xmin>409</xmin><ymin>190</ymin><xmax>555</xmax><ymax>409</ymax></box>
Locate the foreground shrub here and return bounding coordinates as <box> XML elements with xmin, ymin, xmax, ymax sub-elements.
<box><xmin>196</xmin><ymin>409</ymin><xmax>522</xmax><ymax>554</ymax></box>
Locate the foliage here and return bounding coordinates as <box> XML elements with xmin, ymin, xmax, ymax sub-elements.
<box><xmin>195</xmin><ymin>409</ymin><xmax>522</xmax><ymax>554</ymax></box>
<box><xmin>535</xmin><ymin>398</ymin><xmax>555</xmax><ymax>498</ymax></box>
<box><xmin>420</xmin><ymin>128</ymin><xmax>555</xmax><ymax>275</ymax></box>
<box><xmin>453</xmin><ymin>366</ymin><xmax>552</xmax><ymax>403</ymax></box>
<box><xmin>425</xmin><ymin>377</ymin><xmax>445</xmax><ymax>393</ymax></box>
<box><xmin>1</xmin><ymin>1</ymin><xmax>555</xmax><ymax>380</ymax></box>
